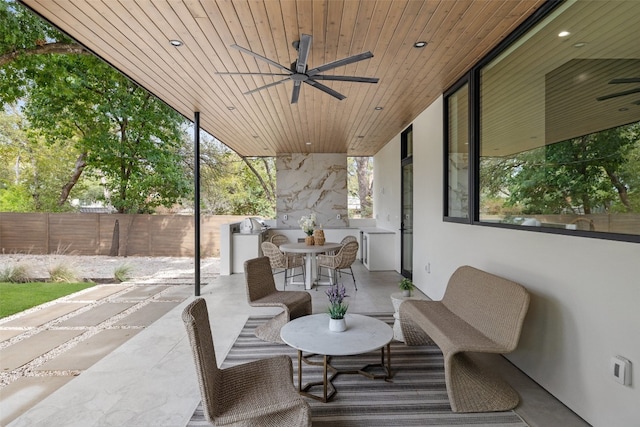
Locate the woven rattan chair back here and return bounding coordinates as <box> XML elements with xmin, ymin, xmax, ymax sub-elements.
<box><xmin>244</xmin><ymin>256</ymin><xmax>278</xmax><ymax>302</ymax></box>
<box><xmin>316</xmin><ymin>241</ymin><xmax>359</xmax><ymax>291</ymax></box>
<box><xmin>182</xmin><ymin>298</ymin><xmax>222</xmax><ymax>421</ymax></box>
<box><xmin>270</xmin><ymin>233</ymin><xmax>289</xmax><ymax>247</ymax></box>
<box><xmin>334</xmin><ymin>241</ymin><xmax>359</xmax><ymax>269</ymax></box>
<box><xmin>261</xmin><ymin>241</ymin><xmax>287</xmax><ymax>270</ymax></box>
<box><xmin>340</xmin><ymin>235</ymin><xmax>358</xmax><ymax>245</ymax></box>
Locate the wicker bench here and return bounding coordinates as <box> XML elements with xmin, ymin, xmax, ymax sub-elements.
<box><xmin>399</xmin><ymin>266</ymin><xmax>530</xmax><ymax>413</ymax></box>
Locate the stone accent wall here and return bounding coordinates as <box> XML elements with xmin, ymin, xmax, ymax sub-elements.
<box><xmin>276</xmin><ymin>153</ymin><xmax>348</xmax><ymax>228</ymax></box>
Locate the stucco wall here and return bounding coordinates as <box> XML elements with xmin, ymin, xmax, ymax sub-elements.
<box><xmin>374</xmin><ymin>96</ymin><xmax>640</xmax><ymax>426</ymax></box>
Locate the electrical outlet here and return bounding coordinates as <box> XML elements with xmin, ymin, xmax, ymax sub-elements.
<box><xmin>425</xmin><ymin>263</ymin><xmax>431</xmax><ymax>274</ymax></box>
<box><xmin>283</xmin><ymin>214</ymin><xmax>288</xmax><ymax>221</ymax></box>
<box><xmin>337</xmin><ymin>213</ymin><xmax>341</xmax><ymax>220</ymax></box>
<box><xmin>611</xmin><ymin>356</ymin><xmax>632</xmax><ymax>385</ymax></box>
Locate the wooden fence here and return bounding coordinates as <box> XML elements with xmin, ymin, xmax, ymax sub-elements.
<box><xmin>0</xmin><ymin>213</ymin><xmax>246</xmax><ymax>257</ymax></box>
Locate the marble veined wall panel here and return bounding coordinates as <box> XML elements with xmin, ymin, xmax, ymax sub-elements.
<box><xmin>276</xmin><ymin>153</ymin><xmax>348</xmax><ymax>228</ymax></box>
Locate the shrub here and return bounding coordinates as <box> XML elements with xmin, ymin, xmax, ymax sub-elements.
<box><xmin>49</xmin><ymin>264</ymin><xmax>79</xmax><ymax>283</ymax></box>
<box><xmin>0</xmin><ymin>264</ymin><xmax>31</xmax><ymax>283</ymax></box>
<box><xmin>114</xmin><ymin>263</ymin><xmax>133</xmax><ymax>282</ymax></box>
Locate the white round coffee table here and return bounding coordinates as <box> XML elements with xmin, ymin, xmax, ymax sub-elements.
<box><xmin>280</xmin><ymin>313</ymin><xmax>393</xmax><ymax>402</ymax></box>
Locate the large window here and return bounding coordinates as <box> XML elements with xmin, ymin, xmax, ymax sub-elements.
<box><xmin>446</xmin><ymin>0</ymin><xmax>640</xmax><ymax>242</ymax></box>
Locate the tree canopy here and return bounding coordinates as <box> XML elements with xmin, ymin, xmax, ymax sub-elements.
<box><xmin>481</xmin><ymin>122</ymin><xmax>640</xmax><ymax>218</ymax></box>
<box><xmin>1</xmin><ymin>1</ymin><xmax>196</xmax><ymax>213</ymax></box>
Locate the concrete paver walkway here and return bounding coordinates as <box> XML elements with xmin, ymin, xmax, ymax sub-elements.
<box><xmin>0</xmin><ymin>281</ymin><xmax>192</xmax><ymax>426</ymax></box>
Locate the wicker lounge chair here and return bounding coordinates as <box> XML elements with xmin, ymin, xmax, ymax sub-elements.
<box><xmin>182</xmin><ymin>298</ymin><xmax>311</xmax><ymax>426</ymax></box>
<box><xmin>244</xmin><ymin>256</ymin><xmax>312</xmax><ymax>344</ymax></box>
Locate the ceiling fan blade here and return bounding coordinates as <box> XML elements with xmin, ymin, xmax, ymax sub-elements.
<box><xmin>311</xmin><ymin>75</ymin><xmax>379</xmax><ymax>83</ymax></box>
<box><xmin>609</xmin><ymin>78</ymin><xmax>640</xmax><ymax>84</ymax></box>
<box><xmin>307</xmin><ymin>51</ymin><xmax>374</xmax><ymax>76</ymax></box>
<box><xmin>304</xmin><ymin>80</ymin><xmax>346</xmax><ymax>101</ymax></box>
<box><xmin>217</xmin><ymin>72</ymin><xmax>292</xmax><ymax>76</ymax></box>
<box><xmin>244</xmin><ymin>77</ymin><xmax>291</xmax><ymax>95</ymax></box>
<box><xmin>596</xmin><ymin>87</ymin><xmax>640</xmax><ymax>101</ymax></box>
<box><xmin>230</xmin><ymin>44</ymin><xmax>291</xmax><ymax>73</ymax></box>
<box><xmin>296</xmin><ymin>34</ymin><xmax>312</xmax><ymax>73</ymax></box>
<box><xmin>291</xmin><ymin>81</ymin><xmax>302</xmax><ymax>104</ymax></box>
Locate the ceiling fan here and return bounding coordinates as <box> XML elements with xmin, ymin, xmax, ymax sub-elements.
<box><xmin>596</xmin><ymin>77</ymin><xmax>640</xmax><ymax>105</ymax></box>
<box><xmin>217</xmin><ymin>34</ymin><xmax>379</xmax><ymax>104</ymax></box>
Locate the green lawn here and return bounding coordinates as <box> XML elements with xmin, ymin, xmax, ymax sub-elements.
<box><xmin>0</xmin><ymin>282</ymin><xmax>95</xmax><ymax>318</ymax></box>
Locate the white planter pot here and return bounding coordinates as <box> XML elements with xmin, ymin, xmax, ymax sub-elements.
<box><xmin>329</xmin><ymin>317</ymin><xmax>347</xmax><ymax>332</ymax></box>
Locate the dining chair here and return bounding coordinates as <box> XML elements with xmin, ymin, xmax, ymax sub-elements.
<box><xmin>182</xmin><ymin>298</ymin><xmax>311</xmax><ymax>426</ymax></box>
<box><xmin>261</xmin><ymin>241</ymin><xmax>305</xmax><ymax>290</ymax></box>
<box><xmin>244</xmin><ymin>256</ymin><xmax>312</xmax><ymax>343</ymax></box>
<box><xmin>270</xmin><ymin>233</ymin><xmax>290</xmax><ymax>247</ymax></box>
<box><xmin>316</xmin><ymin>240</ymin><xmax>359</xmax><ymax>291</ymax></box>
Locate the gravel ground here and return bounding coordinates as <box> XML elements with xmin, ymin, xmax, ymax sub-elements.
<box><xmin>0</xmin><ymin>254</ymin><xmax>220</xmax><ymax>281</ymax></box>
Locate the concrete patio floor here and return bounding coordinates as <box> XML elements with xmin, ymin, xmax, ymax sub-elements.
<box><xmin>1</xmin><ymin>261</ymin><xmax>589</xmax><ymax>427</ymax></box>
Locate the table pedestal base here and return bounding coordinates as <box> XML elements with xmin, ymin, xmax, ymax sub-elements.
<box><xmin>296</xmin><ymin>344</ymin><xmax>392</xmax><ymax>403</ymax></box>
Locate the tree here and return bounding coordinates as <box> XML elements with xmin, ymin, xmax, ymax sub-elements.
<box><xmin>0</xmin><ymin>108</ymin><xmax>85</xmax><ymax>211</ymax></box>
<box><xmin>348</xmin><ymin>157</ymin><xmax>373</xmax><ymax>218</ymax></box>
<box><xmin>183</xmin><ymin>134</ymin><xmax>276</xmax><ymax>217</ymax></box>
<box><xmin>481</xmin><ymin>122</ymin><xmax>640</xmax><ymax>216</ymax></box>
<box><xmin>1</xmin><ymin>1</ymin><xmax>192</xmax><ymax>213</ymax></box>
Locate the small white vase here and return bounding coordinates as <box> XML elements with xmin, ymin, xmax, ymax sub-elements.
<box><xmin>402</xmin><ymin>289</ymin><xmax>412</xmax><ymax>297</ymax></box>
<box><xmin>329</xmin><ymin>317</ymin><xmax>347</xmax><ymax>332</ymax></box>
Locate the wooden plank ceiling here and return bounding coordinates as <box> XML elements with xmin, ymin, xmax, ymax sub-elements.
<box><xmin>21</xmin><ymin>0</ymin><xmax>545</xmax><ymax>157</ymax></box>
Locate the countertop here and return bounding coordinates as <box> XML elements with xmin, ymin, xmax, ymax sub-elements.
<box><xmin>359</xmin><ymin>227</ymin><xmax>395</xmax><ymax>234</ymax></box>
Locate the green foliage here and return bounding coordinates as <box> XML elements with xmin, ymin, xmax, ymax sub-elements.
<box><xmin>481</xmin><ymin>122</ymin><xmax>640</xmax><ymax>216</ymax></box>
<box><xmin>348</xmin><ymin>157</ymin><xmax>373</xmax><ymax>218</ymax></box>
<box><xmin>0</xmin><ymin>263</ymin><xmax>31</xmax><ymax>282</ymax></box>
<box><xmin>0</xmin><ymin>281</ymin><xmax>94</xmax><ymax>318</ymax></box>
<box><xmin>48</xmin><ymin>264</ymin><xmax>78</xmax><ymax>283</ymax></box>
<box><xmin>195</xmin><ymin>135</ymin><xmax>276</xmax><ymax>217</ymax></box>
<box><xmin>0</xmin><ymin>109</ymin><xmax>86</xmax><ymax>211</ymax></box>
<box><xmin>399</xmin><ymin>277</ymin><xmax>414</xmax><ymax>291</ymax></box>
<box><xmin>1</xmin><ymin>2</ymin><xmax>192</xmax><ymax>213</ymax></box>
<box><xmin>113</xmin><ymin>263</ymin><xmax>132</xmax><ymax>282</ymax></box>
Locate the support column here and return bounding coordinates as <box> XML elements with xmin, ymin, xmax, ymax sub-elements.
<box><xmin>194</xmin><ymin>111</ymin><xmax>201</xmax><ymax>296</ymax></box>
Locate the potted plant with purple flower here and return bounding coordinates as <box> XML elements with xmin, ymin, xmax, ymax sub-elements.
<box><xmin>326</xmin><ymin>283</ymin><xmax>349</xmax><ymax>332</ymax></box>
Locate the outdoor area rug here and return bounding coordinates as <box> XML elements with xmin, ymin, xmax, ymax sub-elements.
<box><xmin>187</xmin><ymin>314</ymin><xmax>528</xmax><ymax>427</ymax></box>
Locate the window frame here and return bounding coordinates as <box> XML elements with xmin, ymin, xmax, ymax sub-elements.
<box><xmin>443</xmin><ymin>77</ymin><xmax>472</xmax><ymax>224</ymax></box>
<box><xmin>442</xmin><ymin>0</ymin><xmax>640</xmax><ymax>244</ymax></box>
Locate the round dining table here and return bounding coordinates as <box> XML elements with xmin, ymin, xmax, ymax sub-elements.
<box><xmin>279</xmin><ymin>241</ymin><xmax>342</xmax><ymax>290</ymax></box>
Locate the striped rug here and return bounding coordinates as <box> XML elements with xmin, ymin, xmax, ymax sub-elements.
<box><xmin>188</xmin><ymin>314</ymin><xmax>528</xmax><ymax>427</ymax></box>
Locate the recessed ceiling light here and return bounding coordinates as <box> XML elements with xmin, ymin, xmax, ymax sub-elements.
<box><xmin>227</xmin><ymin>106</ymin><xmax>235</xmax><ymax>110</ymax></box>
<box><xmin>305</xmin><ymin>141</ymin><xmax>312</xmax><ymax>145</ymax></box>
<box><xmin>573</xmin><ymin>42</ymin><xmax>587</xmax><ymax>48</ymax></box>
<box><xmin>357</xmin><ymin>135</ymin><xmax>365</xmax><ymax>138</ymax></box>
<box><xmin>374</xmin><ymin>106</ymin><xmax>383</xmax><ymax>110</ymax></box>
<box><xmin>169</xmin><ymin>39</ymin><xmax>183</xmax><ymax>47</ymax></box>
<box><xmin>558</xmin><ymin>31</ymin><xmax>570</xmax><ymax>38</ymax></box>
<box><xmin>414</xmin><ymin>41</ymin><xmax>427</xmax><ymax>48</ymax></box>
<box><xmin>619</xmin><ymin>107</ymin><xmax>629</xmax><ymax>112</ymax></box>
<box><xmin>253</xmin><ymin>135</ymin><xmax>259</xmax><ymax>138</ymax></box>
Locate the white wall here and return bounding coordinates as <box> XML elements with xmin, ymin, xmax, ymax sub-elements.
<box><xmin>374</xmin><ymin>96</ymin><xmax>640</xmax><ymax>427</ymax></box>
<box><xmin>373</xmin><ymin>136</ymin><xmax>402</xmax><ymax>272</ymax></box>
